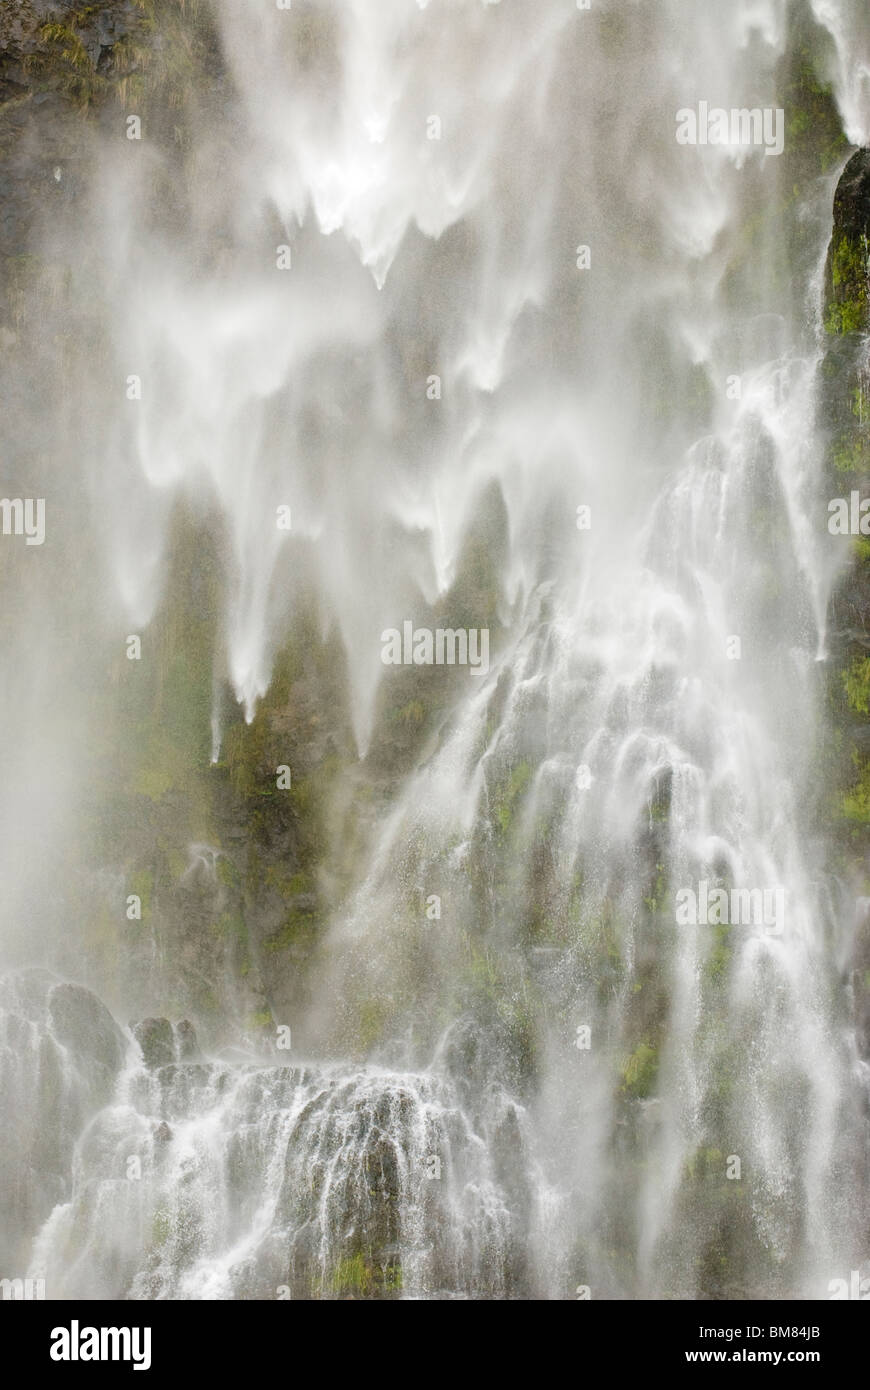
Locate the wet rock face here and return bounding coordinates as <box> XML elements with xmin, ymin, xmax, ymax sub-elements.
<box><xmin>131</xmin><ymin>1018</ymin><xmax>174</xmax><ymax>1069</ymax></box>
<box><xmin>0</xmin><ymin>1</ymin><xmax>143</xmax><ymax>99</ymax></box>
<box><xmin>0</xmin><ymin>3</ymin><xmax>74</xmax><ymax>64</ymax></box>
<box><xmin>49</xmin><ymin>981</ymin><xmax>129</xmax><ymax>1079</ymax></box>
<box><xmin>0</xmin><ymin>2</ymin><xmax>154</xmax><ymax>277</ymax></box>
<box><xmin>3</xmin><ymin>967</ymin><xmax>532</xmax><ymax>1299</ymax></box>
<box><xmin>131</xmin><ymin>1017</ymin><xmax>200</xmax><ymax>1069</ymax></box>
<box><xmin>32</xmin><ymin>1055</ymin><xmax>532</xmax><ymax>1300</ymax></box>
<box><xmin>0</xmin><ymin>969</ymin><xmax>128</xmax><ymax>1271</ymax></box>
<box><xmin>175</xmin><ymin>1018</ymin><xmax>199</xmax><ymax>1060</ymax></box>
<box><xmin>0</xmin><ymin>5</ymin><xmax>337</xmax><ymax>1042</ymax></box>
<box><xmin>823</xmin><ymin>150</ymin><xmax>870</xmax><ymax>1065</ymax></box>
<box><xmin>825</xmin><ymin>147</ymin><xmax>870</xmax><ymax>336</ymax></box>
<box><xmin>823</xmin><ymin>149</ymin><xmax>870</xmax><ymax>573</ymax></box>
<box><xmin>832</xmin><ymin>148</ymin><xmax>870</xmax><ymax>245</ymax></box>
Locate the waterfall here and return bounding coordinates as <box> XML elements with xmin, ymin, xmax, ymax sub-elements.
<box><xmin>0</xmin><ymin>0</ymin><xmax>868</xmax><ymax>1300</ymax></box>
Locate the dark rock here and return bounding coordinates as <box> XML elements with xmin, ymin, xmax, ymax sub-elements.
<box><xmin>0</xmin><ymin>1</ymin><xmax>153</xmax><ymax>274</ymax></box>
<box><xmin>175</xmin><ymin>1019</ymin><xmax>200</xmax><ymax>1060</ymax></box>
<box><xmin>832</xmin><ymin>147</ymin><xmax>870</xmax><ymax>246</ymax></box>
<box><xmin>131</xmin><ymin>1017</ymin><xmax>175</xmax><ymax>1070</ymax></box>
<box><xmin>824</xmin><ymin>147</ymin><xmax>870</xmax><ymax>336</ymax></box>
<box><xmin>0</xmin><ymin>970</ymin><xmax>128</xmax><ymax>1270</ymax></box>
<box><xmin>48</xmin><ymin>981</ymin><xmax>128</xmax><ymax>1080</ymax></box>
<box><xmin>131</xmin><ymin>1016</ymin><xmax>201</xmax><ymax>1068</ymax></box>
<box><xmin>822</xmin><ymin>150</ymin><xmax>870</xmax><ymax>1062</ymax></box>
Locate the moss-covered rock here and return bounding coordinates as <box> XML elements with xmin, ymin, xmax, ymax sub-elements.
<box><xmin>826</xmin><ymin>149</ymin><xmax>870</xmax><ymax>336</ymax></box>
<box><xmin>620</xmin><ymin>1041</ymin><xmax>658</xmax><ymax>1099</ymax></box>
<box><xmin>822</xmin><ymin>144</ymin><xmax>870</xmax><ymax>1063</ymax></box>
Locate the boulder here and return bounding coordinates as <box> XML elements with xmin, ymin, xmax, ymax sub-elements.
<box><xmin>131</xmin><ymin>1016</ymin><xmax>201</xmax><ymax>1069</ymax></box>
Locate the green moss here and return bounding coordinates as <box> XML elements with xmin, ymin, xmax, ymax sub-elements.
<box><xmin>832</xmin><ymin>235</ymin><xmax>868</xmax><ymax>292</ymax></box>
<box><xmin>826</xmin><ymin>299</ymin><xmax>867</xmax><ymax>335</ymax></box>
<box><xmin>525</xmin><ymin>913</ymin><xmax>571</xmax><ymax>948</ymax></box>
<box><xmin>329</xmin><ymin>1252</ymin><xmax>371</xmax><ymax>1296</ymax></box>
<box><xmin>832</xmin><ymin>430</ymin><xmax>870</xmax><ymax>475</ymax></box>
<box><xmin>620</xmin><ymin>1042</ymin><xmax>658</xmax><ymax>1099</ymax></box>
<box><xmin>643</xmin><ymin>862</ymin><xmax>667</xmax><ymax>914</ymax></box>
<box><xmin>132</xmin><ymin>762</ymin><xmax>175</xmax><ymax>802</ymax></box>
<box><xmin>216</xmin><ymin>856</ymin><xmax>239</xmax><ymax>889</ymax></box>
<box><xmin>825</xmin><ymin>235</ymin><xmax>869</xmax><ymax>336</ymax></box>
<box><xmin>849</xmin><ymin>385</ymin><xmax>868</xmax><ymax>425</ymax></box>
<box><xmin>26</xmin><ymin>16</ymin><xmax>108</xmax><ymax>110</ymax></box>
<box><xmin>212</xmin><ymin>910</ymin><xmax>245</xmax><ymax>942</ymax></box>
<box><xmin>842</xmin><ymin>656</ymin><xmax>870</xmax><ymax>715</ymax></box>
<box><xmin>494</xmin><ymin>759</ymin><xmax>532</xmax><ymax>835</ymax></box>
<box><xmin>354</xmin><ymin>999</ymin><xmax>389</xmax><ymax>1053</ymax></box>
<box><xmin>265</xmin><ymin>902</ymin><xmax>318</xmax><ymax>954</ymax></box>
<box><xmin>841</xmin><ymin>760</ymin><xmax>870</xmax><ymax>823</ymax></box>
<box><xmin>781</xmin><ymin>43</ymin><xmax>850</xmax><ymax>175</ymax></box>
<box><xmin>20</xmin><ymin>2</ymin><xmax>165</xmax><ymax>113</ymax></box>
<box><xmin>20</xmin><ymin>0</ymin><xmax>222</xmax><ymax>145</ymax></box>
<box><xmin>264</xmin><ymin>867</ymin><xmax>313</xmax><ymax>898</ymax></box>
<box><xmin>684</xmin><ymin>1146</ymin><xmax>726</xmax><ymax>1182</ymax></box>
<box><xmin>323</xmin><ymin>1253</ymin><xmax>402</xmax><ymax>1299</ymax></box>
<box><xmin>393</xmin><ymin>699</ymin><xmax>426</xmax><ymax>726</ymax></box>
<box><xmin>150</xmin><ymin>1209</ymin><xmax>171</xmax><ymax>1248</ymax></box>
<box><xmin>223</xmin><ymin>715</ymin><xmax>270</xmax><ymax>799</ymax></box>
<box><xmin>114</xmin><ymin>501</ymin><xmax>221</xmax><ymax>840</ymax></box>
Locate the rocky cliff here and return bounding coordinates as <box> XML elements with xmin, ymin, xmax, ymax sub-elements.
<box><xmin>823</xmin><ymin>146</ymin><xmax>870</xmax><ymax>1063</ymax></box>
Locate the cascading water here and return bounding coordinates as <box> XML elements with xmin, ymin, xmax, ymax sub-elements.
<box><xmin>0</xmin><ymin>0</ymin><xmax>868</xmax><ymax>1301</ymax></box>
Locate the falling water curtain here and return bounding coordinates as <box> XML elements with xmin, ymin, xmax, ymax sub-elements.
<box><xmin>0</xmin><ymin>0</ymin><xmax>868</xmax><ymax>1351</ymax></box>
